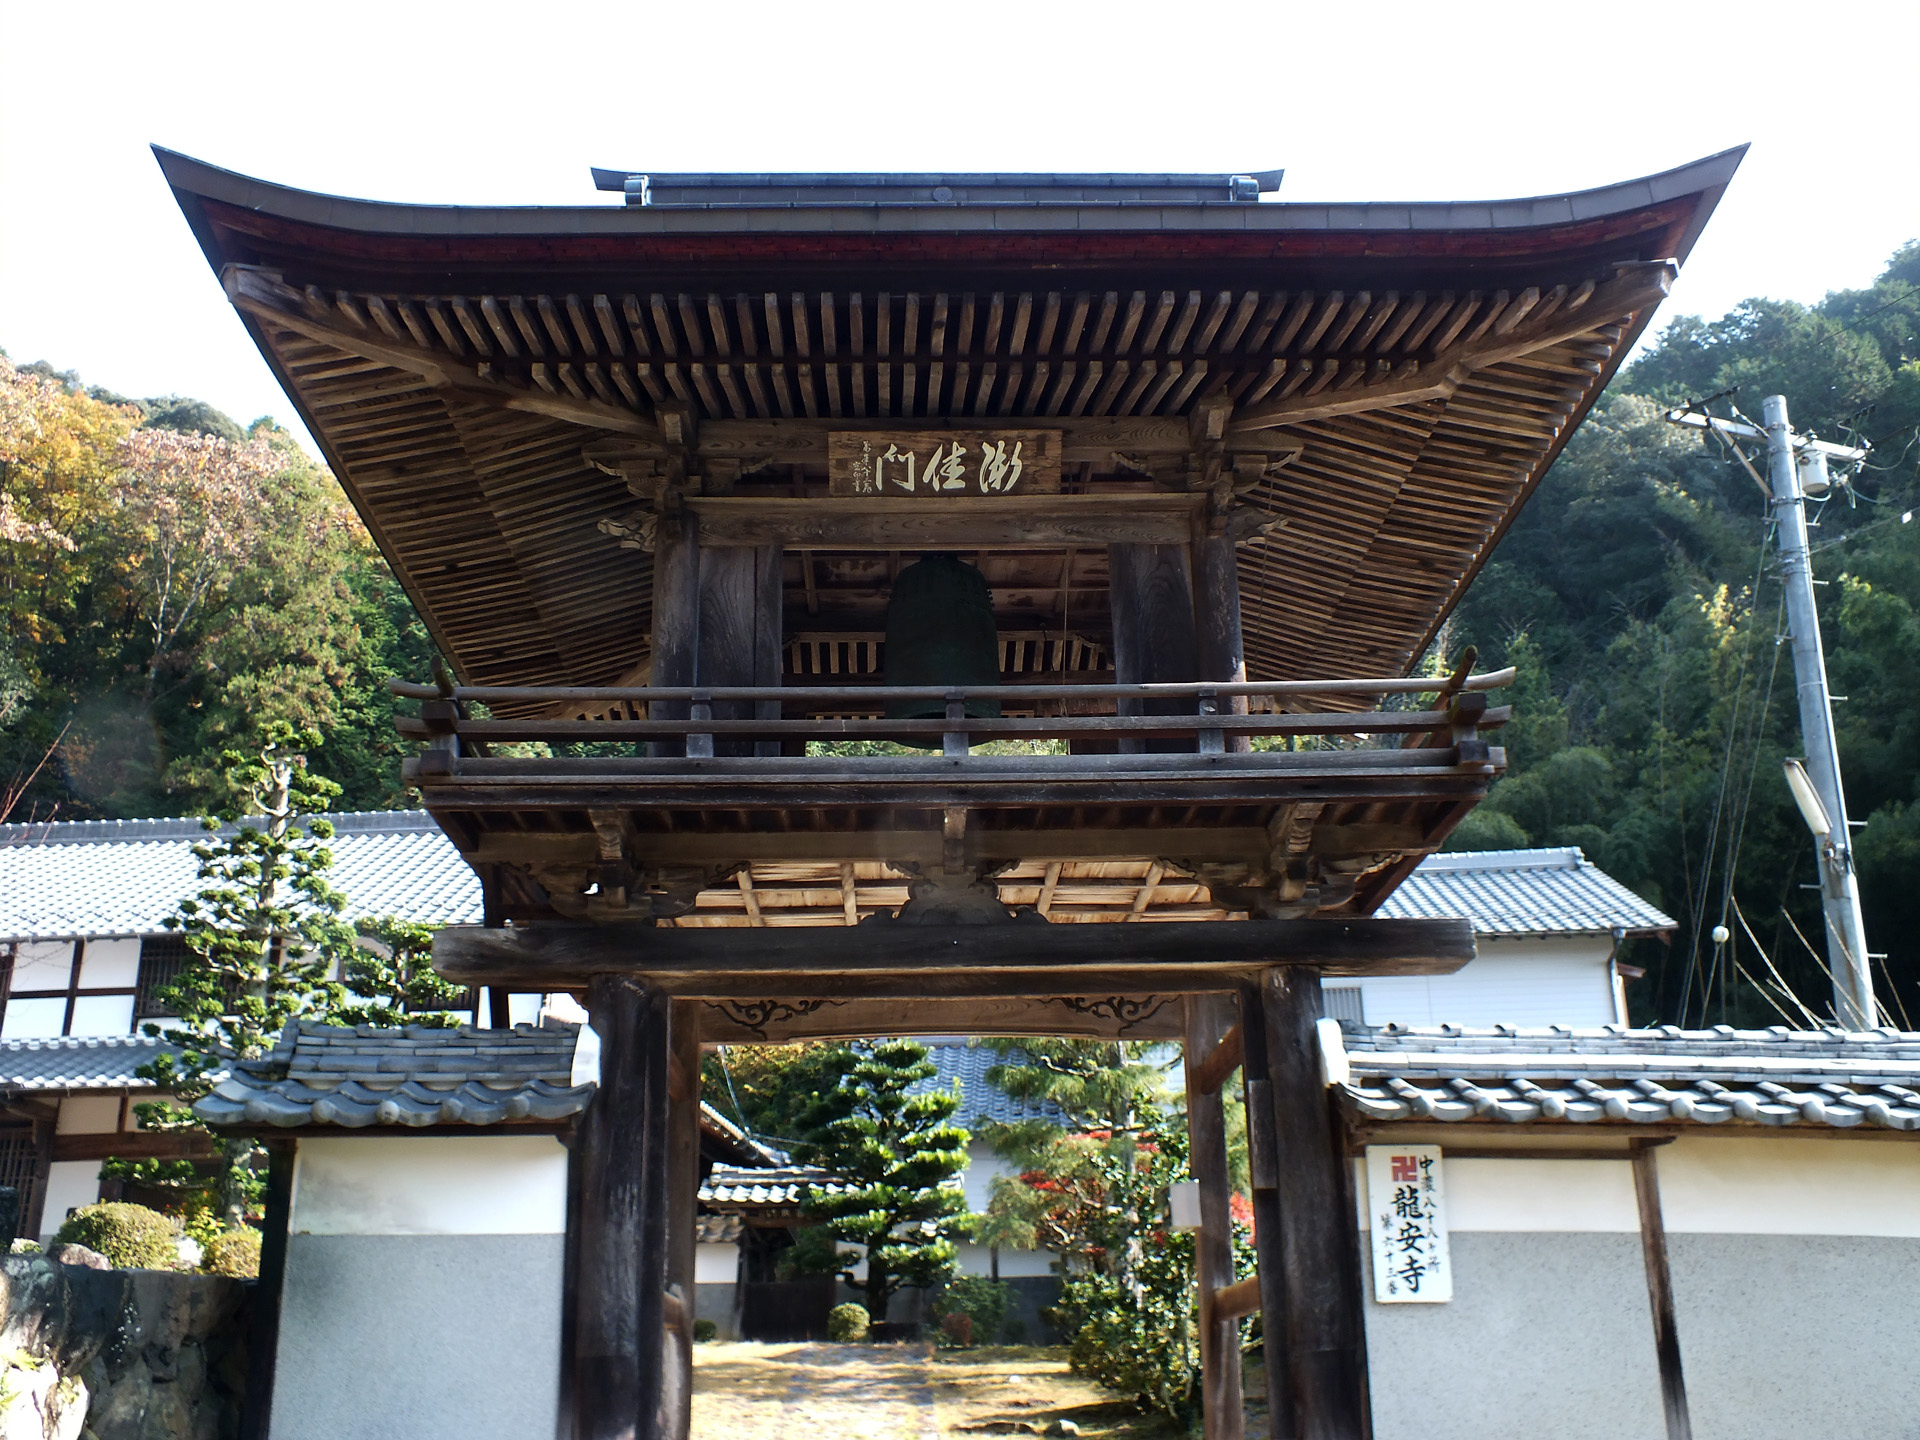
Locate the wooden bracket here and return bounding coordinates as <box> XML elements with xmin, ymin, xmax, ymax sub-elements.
<box><xmin>1190</xmin><ymin>1022</ymin><xmax>1245</xmax><ymax>1096</ymax></box>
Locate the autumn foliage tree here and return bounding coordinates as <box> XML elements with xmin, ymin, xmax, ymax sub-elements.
<box><xmin>0</xmin><ymin>353</ymin><xmax>437</xmax><ymax>819</ymax></box>
<box><xmin>108</xmin><ymin>428</ymin><xmax>286</xmax><ymax>701</ymax></box>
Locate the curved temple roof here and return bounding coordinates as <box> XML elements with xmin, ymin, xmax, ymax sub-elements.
<box><xmin>156</xmin><ymin>148</ymin><xmax>1742</xmax><ymax>697</ymax></box>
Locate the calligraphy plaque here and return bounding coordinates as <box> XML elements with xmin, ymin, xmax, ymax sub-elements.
<box><xmin>1366</xmin><ymin>1144</ymin><xmax>1452</xmax><ymax>1303</ymax></box>
<box><xmin>829</xmin><ymin>430</ymin><xmax>1063</xmax><ymax>497</ymax></box>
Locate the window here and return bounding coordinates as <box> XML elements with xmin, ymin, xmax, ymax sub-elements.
<box><xmin>0</xmin><ymin>1134</ymin><xmax>39</xmax><ymax>1240</ymax></box>
<box><xmin>1321</xmin><ymin>986</ymin><xmax>1365</xmax><ymax>1024</ymax></box>
<box><xmin>0</xmin><ymin>939</ymin><xmax>142</xmax><ymax>1039</ymax></box>
<box><xmin>135</xmin><ymin>936</ymin><xmax>190</xmax><ymax>1019</ymax></box>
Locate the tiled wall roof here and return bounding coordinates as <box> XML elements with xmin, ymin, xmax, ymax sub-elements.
<box><xmin>195</xmin><ymin>1020</ymin><xmax>590</xmax><ymax>1129</ymax></box>
<box><xmin>699</xmin><ymin>1164</ymin><xmax>845</xmax><ymax>1209</ymax></box>
<box><xmin>1339</xmin><ymin>1022</ymin><xmax>1920</xmax><ymax>1131</ymax></box>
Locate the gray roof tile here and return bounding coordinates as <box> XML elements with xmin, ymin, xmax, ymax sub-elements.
<box><xmin>699</xmin><ymin>1164</ymin><xmax>846</xmax><ymax>1209</ymax></box>
<box><xmin>195</xmin><ymin>1020</ymin><xmax>591</xmax><ymax>1130</ymax></box>
<box><xmin>1378</xmin><ymin>847</ymin><xmax>1674</xmax><ymax>936</ymax></box>
<box><xmin>911</xmin><ymin>1043</ymin><xmax>1065</xmax><ymax>1130</ymax></box>
<box><xmin>0</xmin><ymin>811</ymin><xmax>481</xmax><ymax>941</ymax></box>
<box><xmin>1338</xmin><ymin>1022</ymin><xmax>1920</xmax><ymax>1131</ymax></box>
<box><xmin>0</xmin><ymin>1035</ymin><xmax>187</xmax><ymax>1090</ymax></box>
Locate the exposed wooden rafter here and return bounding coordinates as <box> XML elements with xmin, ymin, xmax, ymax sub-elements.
<box><xmin>1228</xmin><ymin>266</ymin><xmax>1673</xmax><ymax>432</ymax></box>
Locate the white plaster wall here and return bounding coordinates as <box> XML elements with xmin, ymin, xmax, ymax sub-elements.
<box><xmin>955</xmin><ymin>1140</ymin><xmax>1054</xmax><ymax>1276</ymax></box>
<box><xmin>1658</xmin><ymin>1136</ymin><xmax>1920</xmax><ymax>1236</ymax></box>
<box><xmin>1355</xmin><ymin>1137</ymin><xmax>1920</xmax><ymax>1236</ymax></box>
<box><xmin>56</xmin><ymin>1096</ymin><xmax>120</xmax><ymax>1134</ymax></box>
<box><xmin>10</xmin><ymin>941</ymin><xmax>73</xmax><ymax>990</ymax></box>
<box><xmin>960</xmin><ymin>1139</ymin><xmax>1010</xmax><ymax>1211</ymax></box>
<box><xmin>1</xmin><ymin>999</ymin><xmax>66</xmax><ymax>1039</ymax></box>
<box><xmin>695</xmin><ymin>1241</ymin><xmax>739</xmax><ymax>1284</ymax></box>
<box><xmin>77</xmin><ymin>938</ymin><xmax>139</xmax><ymax>988</ymax></box>
<box><xmin>290</xmin><ymin>1135</ymin><xmax>568</xmax><ymax>1236</ymax></box>
<box><xmin>39</xmin><ymin>1160</ymin><xmax>101</xmax><ymax>1239</ymax></box>
<box><xmin>954</xmin><ymin>1241</ymin><xmax>1054</xmax><ymax>1278</ymax></box>
<box><xmin>68</xmin><ymin>995</ymin><xmax>133</xmax><ymax>1036</ymax></box>
<box><xmin>1356</xmin><ymin>935</ymin><xmax>1618</xmax><ymax>1028</ymax></box>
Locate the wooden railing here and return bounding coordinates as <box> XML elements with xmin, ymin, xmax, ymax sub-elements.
<box><xmin>391</xmin><ymin>669</ymin><xmax>1512</xmax><ymax>764</ymax></box>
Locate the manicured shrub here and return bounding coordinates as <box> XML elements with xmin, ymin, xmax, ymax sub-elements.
<box><xmin>53</xmin><ymin>1203</ymin><xmax>177</xmax><ymax>1270</ymax></box>
<box><xmin>692</xmin><ymin>1319</ymin><xmax>718</xmax><ymax>1343</ymax></box>
<box><xmin>827</xmin><ymin>1302</ymin><xmax>870</xmax><ymax>1342</ymax></box>
<box><xmin>930</xmin><ymin>1275</ymin><xmax>1010</xmax><ymax>1347</ymax></box>
<box><xmin>938</xmin><ymin>1311</ymin><xmax>973</xmax><ymax>1348</ymax></box>
<box><xmin>202</xmin><ymin>1228</ymin><xmax>263</xmax><ymax>1278</ymax></box>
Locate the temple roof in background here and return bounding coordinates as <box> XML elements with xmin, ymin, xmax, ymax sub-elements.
<box><xmin>0</xmin><ymin>811</ymin><xmax>482</xmax><ymax>942</ymax></box>
<box><xmin>1376</xmin><ymin>847</ymin><xmax>1673</xmax><ymax>937</ymax></box>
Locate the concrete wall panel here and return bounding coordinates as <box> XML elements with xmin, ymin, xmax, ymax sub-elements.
<box><xmin>274</xmin><ymin>1232</ymin><xmax>563</xmax><ymax>1440</ymax></box>
<box><xmin>1667</xmin><ymin>1232</ymin><xmax>1920</xmax><ymax>1440</ymax></box>
<box><xmin>1365</xmin><ymin>1232</ymin><xmax>1664</xmax><ymax>1440</ymax></box>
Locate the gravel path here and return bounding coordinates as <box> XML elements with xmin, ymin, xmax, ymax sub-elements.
<box><xmin>694</xmin><ymin>1343</ymin><xmax>942</xmax><ymax>1440</ymax></box>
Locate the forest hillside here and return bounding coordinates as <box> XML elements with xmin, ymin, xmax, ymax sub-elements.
<box><xmin>2</xmin><ymin>241</ymin><xmax>1917</xmax><ymax>1026</ymax></box>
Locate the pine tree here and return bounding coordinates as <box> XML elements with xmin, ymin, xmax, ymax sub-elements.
<box><xmin>789</xmin><ymin>1039</ymin><xmax>971</xmax><ymax>1324</ymax></box>
<box><xmin>331</xmin><ymin>917</ymin><xmax>469</xmax><ymax>1028</ymax></box>
<box><xmin>137</xmin><ymin>723</ymin><xmax>353</xmax><ymax>1224</ymax></box>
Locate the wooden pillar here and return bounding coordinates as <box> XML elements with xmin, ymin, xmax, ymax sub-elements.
<box><xmin>1256</xmin><ymin>968</ymin><xmax>1371</xmax><ymax>1440</ymax></box>
<box><xmin>665</xmin><ymin>1002</ymin><xmax>704</xmax><ymax>1440</ymax></box>
<box><xmin>695</xmin><ymin>543</ymin><xmax>782</xmax><ymax>758</ymax></box>
<box><xmin>1192</xmin><ymin>533</ymin><xmax>1251</xmax><ymax>754</ymax></box>
<box><xmin>1108</xmin><ymin>542</ymin><xmax>1198</xmax><ymax>753</ymax></box>
<box><xmin>575</xmin><ymin>976</ymin><xmax>673</xmax><ymax>1440</ymax></box>
<box><xmin>649</xmin><ymin>512</ymin><xmax>700</xmax><ymax>759</ymax></box>
<box><xmin>1633</xmin><ymin>1141</ymin><xmax>1692</xmax><ymax>1440</ymax></box>
<box><xmin>239</xmin><ymin>1139</ymin><xmax>295</xmax><ymax>1440</ymax></box>
<box><xmin>753</xmin><ymin>544</ymin><xmax>784</xmax><ymax>757</ymax></box>
<box><xmin>1237</xmin><ymin>979</ymin><xmax>1293</xmax><ymax>1440</ymax></box>
<box><xmin>1183</xmin><ymin>994</ymin><xmax>1245</xmax><ymax>1440</ymax></box>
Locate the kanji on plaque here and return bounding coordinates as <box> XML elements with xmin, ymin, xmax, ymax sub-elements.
<box><xmin>1366</xmin><ymin>1144</ymin><xmax>1452</xmax><ymax>1303</ymax></box>
<box><xmin>828</xmin><ymin>430</ymin><xmax>1062</xmax><ymax>497</ymax></box>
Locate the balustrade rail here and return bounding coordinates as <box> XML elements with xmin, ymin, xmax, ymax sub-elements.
<box><xmin>391</xmin><ymin>670</ymin><xmax>1512</xmax><ymax>764</ymax></box>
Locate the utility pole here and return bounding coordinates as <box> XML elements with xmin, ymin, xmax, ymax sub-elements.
<box><xmin>1667</xmin><ymin>399</ymin><xmax>1875</xmax><ymax>1027</ymax></box>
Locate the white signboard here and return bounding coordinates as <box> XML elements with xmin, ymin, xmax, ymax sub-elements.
<box><xmin>1366</xmin><ymin>1144</ymin><xmax>1452</xmax><ymax>1303</ymax></box>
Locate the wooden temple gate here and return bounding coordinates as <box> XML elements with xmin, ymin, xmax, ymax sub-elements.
<box><xmin>156</xmin><ymin>147</ymin><xmax>1742</xmax><ymax>1439</ymax></box>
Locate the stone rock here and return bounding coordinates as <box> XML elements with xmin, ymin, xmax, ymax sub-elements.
<box><xmin>1043</xmin><ymin>1422</ymin><xmax>1080</xmax><ymax>1437</ymax></box>
<box><xmin>0</xmin><ymin>1257</ymin><xmax>248</xmax><ymax>1440</ymax></box>
<box><xmin>46</xmin><ymin>1248</ymin><xmax>105</xmax><ymax>1273</ymax></box>
<box><xmin>0</xmin><ymin>1357</ymin><xmax>87</xmax><ymax>1440</ymax></box>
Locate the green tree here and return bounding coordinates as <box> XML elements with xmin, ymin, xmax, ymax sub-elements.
<box><xmin>331</xmin><ymin>917</ymin><xmax>469</xmax><ymax>1028</ymax></box>
<box><xmin>137</xmin><ymin>724</ymin><xmax>353</xmax><ymax>1224</ymax></box>
<box><xmin>787</xmin><ymin>1040</ymin><xmax>971</xmax><ymax>1324</ymax></box>
<box><xmin>700</xmin><ymin>1041</ymin><xmax>850</xmax><ymax>1143</ymax></box>
<box><xmin>1046</xmin><ymin>1124</ymin><xmax>1200</xmax><ymax>1427</ymax></box>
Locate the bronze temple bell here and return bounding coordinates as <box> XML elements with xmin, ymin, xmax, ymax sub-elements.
<box><xmin>883</xmin><ymin>554</ymin><xmax>1003</xmax><ymax>744</ymax></box>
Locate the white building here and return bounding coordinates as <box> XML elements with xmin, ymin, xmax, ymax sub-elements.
<box><xmin>1357</xmin><ymin>846</ymin><xmax>1672</xmax><ymax>1028</ymax></box>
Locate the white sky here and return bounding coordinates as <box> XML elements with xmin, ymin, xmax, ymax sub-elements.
<box><xmin>2</xmin><ymin>0</ymin><xmax>1916</xmax><ymax>453</ymax></box>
